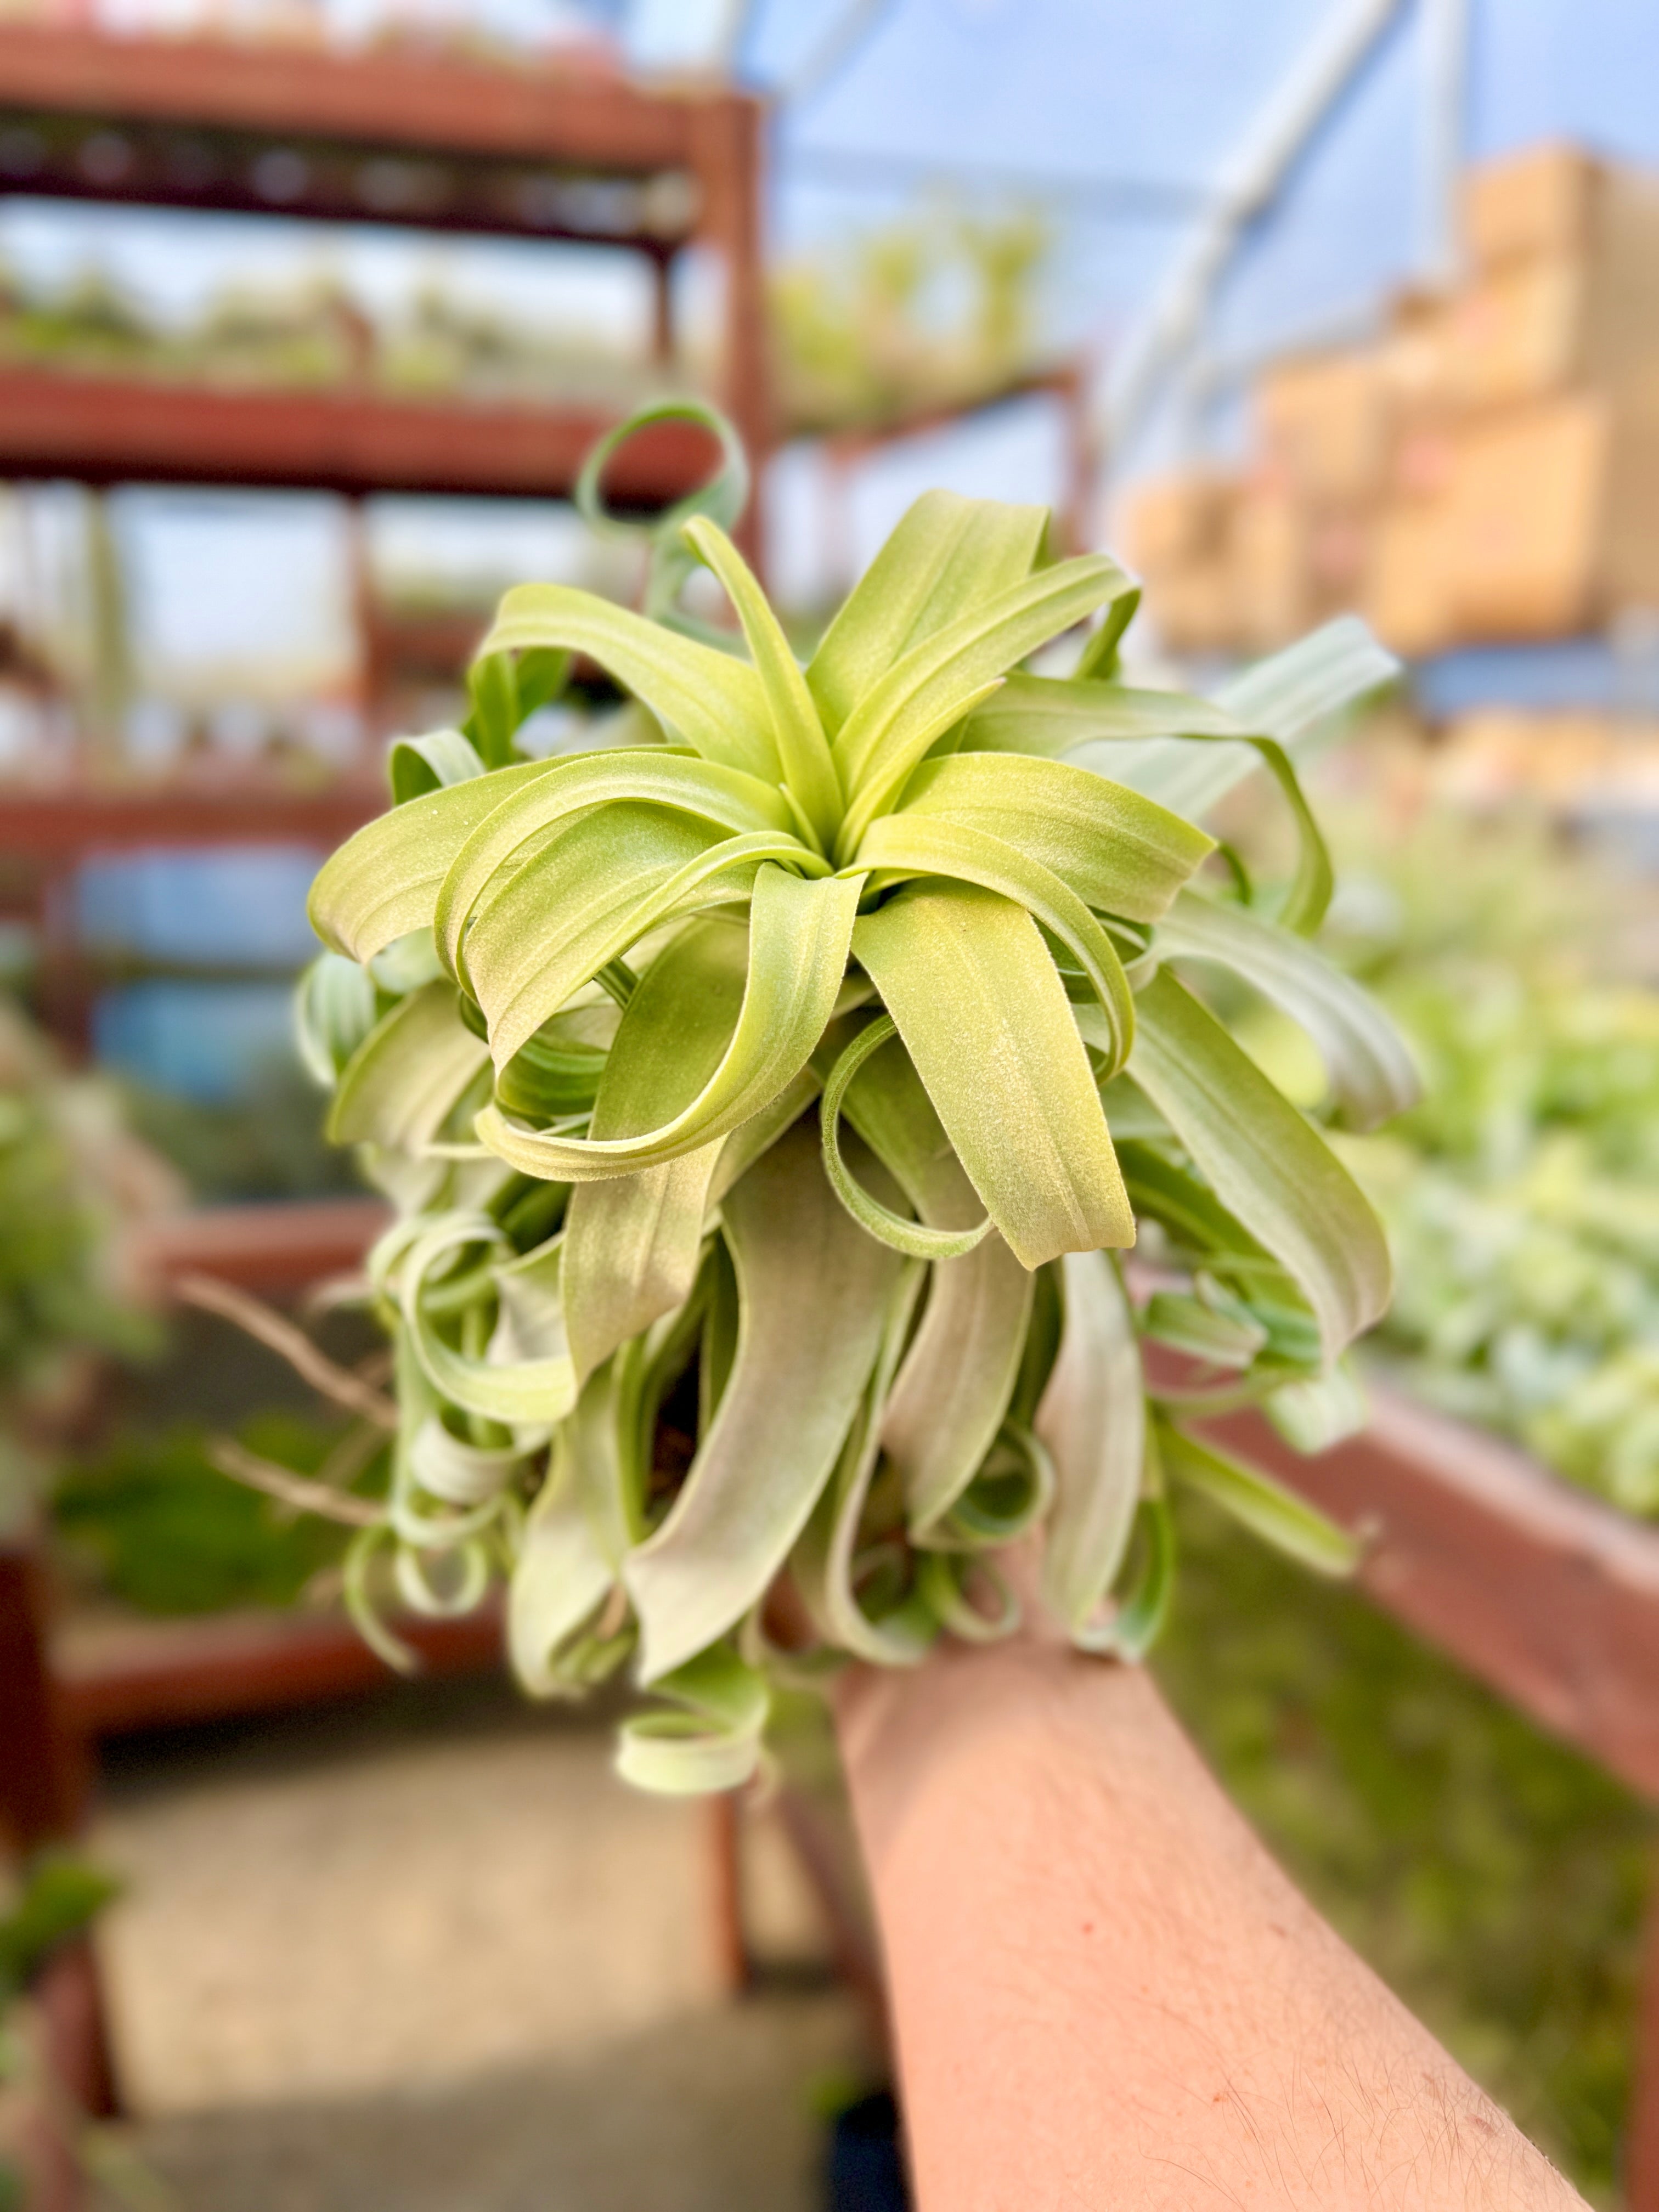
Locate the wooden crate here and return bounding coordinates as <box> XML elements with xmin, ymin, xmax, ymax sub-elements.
<box><xmin>1453</xmin><ymin>146</ymin><xmax>1659</xmax><ymax>408</ymax></box>
<box><xmin>1142</xmin><ymin>557</ymin><xmax>1242</xmax><ymax>655</ymax></box>
<box><xmin>1363</xmin><ymin>500</ymin><xmax>1454</xmax><ymax>657</ymax></box>
<box><xmin>1443</xmin><ymin>257</ymin><xmax>1592</xmax><ymax>411</ymax></box>
<box><xmin>1369</xmin><ymin>391</ymin><xmax>1659</xmax><ymax>646</ymax></box>
<box><xmin>1378</xmin><ymin>289</ymin><xmax>1458</xmax><ymax>425</ymax></box>
<box><xmin>1232</xmin><ymin>479</ymin><xmax>1312</xmax><ymax>650</ymax></box>
<box><xmin>1444</xmin><ymin>395</ymin><xmax>1611</xmax><ymax>633</ymax></box>
<box><xmin>1452</xmin><ymin>392</ymin><xmax>1659</xmax><ymax>635</ymax></box>
<box><xmin>1466</xmin><ymin>143</ymin><xmax>1602</xmax><ymax>270</ymax></box>
<box><xmin>1120</xmin><ymin>469</ymin><xmax>1237</xmax><ymax>577</ymax></box>
<box><xmin>1256</xmin><ymin>347</ymin><xmax>1392</xmax><ymax>506</ymax></box>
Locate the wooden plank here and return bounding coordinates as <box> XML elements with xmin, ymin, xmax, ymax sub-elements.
<box><xmin>0</xmin><ymin>25</ymin><xmax>722</xmax><ymax>172</ymax></box>
<box><xmin>0</xmin><ymin>1548</ymin><xmax>90</xmax><ymax>1847</ymax></box>
<box><xmin>53</xmin><ymin>1602</ymin><xmax>503</xmax><ymax>1738</ymax></box>
<box><xmin>0</xmin><ymin>770</ymin><xmax>384</xmax><ymax>856</ymax></box>
<box><xmin>34</xmin><ymin>1938</ymin><xmax>120</xmax><ymax>2123</ymax></box>
<box><xmin>0</xmin><ymin>367</ymin><xmax>720</xmax><ymax>500</ymax></box>
<box><xmin>0</xmin><ymin>107</ymin><xmax>691</xmax><ymax>253</ymax></box>
<box><xmin>121</xmin><ymin>1197</ymin><xmax>390</xmax><ymax>1299</ymax></box>
<box><xmin>1203</xmin><ymin>1386</ymin><xmax>1659</xmax><ymax>1802</ymax></box>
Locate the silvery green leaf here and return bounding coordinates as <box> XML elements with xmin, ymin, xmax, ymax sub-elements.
<box><xmin>507</xmin><ymin>1429</ymin><xmax>621</xmax><ymax>1700</ymax></box>
<box><xmin>792</xmin><ymin>1256</ymin><xmax>936</xmax><ymax>1666</ymax></box>
<box><xmin>807</xmin><ymin>488</ymin><xmax>1049</xmax><ymax>738</ymax></box>
<box><xmin>854</xmin><ymin>881</ymin><xmax>1133</xmax><ymax>1266</ymax></box>
<box><xmin>1130</xmin><ymin>971</ymin><xmax>1391</xmax><ymax>1365</ymax></box>
<box><xmin>1037</xmin><ymin>1250</ymin><xmax>1146</xmax><ymax>1633</ymax></box>
<box><xmin>388</xmin><ymin>727</ymin><xmax>486</xmax><ymax>805</ymax></box>
<box><xmin>294</xmin><ymin>952</ymin><xmax>376</xmax><ymax>1087</ymax></box>
<box><xmin>1158</xmin><ymin>1419</ymin><xmax>1359</xmax><ymax>1575</ymax></box>
<box><xmin>368</xmin><ymin>929</ymin><xmax>447</xmax><ymax>997</ymax></box>
<box><xmin>1262</xmin><ymin>1359</ymin><xmax>1369</xmax><ymax>1455</ymax></box>
<box><xmin>410</xmin><ymin>1417</ymin><xmax>524</xmax><ymax>1506</ymax></box>
<box><xmin>834</xmin><ymin>1026</ymin><xmax>1035</xmax><ymax>1536</ymax></box>
<box><xmin>1156</xmin><ymin>890</ymin><xmax>1419</xmax><ymax>1130</ymax></box>
<box><xmin>623</xmin><ymin>1120</ymin><xmax>904</xmax><ymax>1683</ymax></box>
<box><xmin>561</xmin><ymin>919</ymin><xmax>753</xmax><ymax>1380</ymax></box>
<box><xmin>328</xmin><ymin>981</ymin><xmax>489</xmax><ymax>1153</ymax></box>
<box><xmin>476</xmin><ymin>867</ymin><xmax>862</xmax><ymax>1183</ymax></box>
<box><xmin>477</xmin><ymin>584</ymin><xmax>780</xmax><ymax>781</ymax></box>
<box><xmin>614</xmin><ymin>1644</ymin><xmax>771</xmax><ymax>1795</ymax></box>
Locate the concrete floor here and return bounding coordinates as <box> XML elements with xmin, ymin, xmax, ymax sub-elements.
<box><xmin>87</xmin><ymin>1683</ymin><xmax>865</xmax><ymax>2211</ymax></box>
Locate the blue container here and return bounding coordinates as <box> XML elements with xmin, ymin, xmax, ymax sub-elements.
<box><xmin>92</xmin><ymin>978</ymin><xmax>299</xmax><ymax>1103</ymax></box>
<box><xmin>825</xmin><ymin>2090</ymin><xmax>909</xmax><ymax>2212</ymax></box>
<box><xmin>77</xmin><ymin>846</ymin><xmax>324</xmax><ymax>970</ymax></box>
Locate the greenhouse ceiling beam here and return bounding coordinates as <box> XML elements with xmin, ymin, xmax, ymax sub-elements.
<box><xmin>1104</xmin><ymin>0</ymin><xmax>1405</xmax><ymax>454</ymax></box>
<box><xmin>1420</xmin><ymin>0</ymin><xmax>1469</xmax><ymax>284</ymax></box>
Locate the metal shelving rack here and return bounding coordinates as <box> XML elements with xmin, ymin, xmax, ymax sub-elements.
<box><xmin>0</xmin><ymin>22</ymin><xmax>769</xmax><ymax>514</ymax></box>
<box><xmin>0</xmin><ymin>48</ymin><xmax>772</xmax><ymax>2196</ymax></box>
<box><xmin>0</xmin><ymin>21</ymin><xmax>771</xmax><ymax>1049</ymax></box>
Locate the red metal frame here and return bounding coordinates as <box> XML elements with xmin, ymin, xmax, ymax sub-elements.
<box><xmin>1204</xmin><ymin>1388</ymin><xmax>1659</xmax><ymax>1803</ymax></box>
<box><xmin>0</xmin><ymin>25</ymin><xmax>713</xmax><ymax>173</ymax></box>
<box><xmin>0</xmin><ymin>370</ymin><xmax>739</xmax><ymax>502</ymax></box>
<box><xmin>0</xmin><ymin>27</ymin><xmax>771</xmax><ymax>531</ymax></box>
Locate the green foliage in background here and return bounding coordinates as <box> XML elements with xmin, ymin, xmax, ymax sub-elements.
<box><xmin>119</xmin><ymin>1059</ymin><xmax>368</xmax><ymax>1205</ymax></box>
<box><xmin>1324</xmin><ymin>811</ymin><xmax>1659</xmax><ymax>1513</ymax></box>
<box><xmin>1158</xmin><ymin>1490</ymin><xmax>1652</xmax><ymax>2206</ymax></box>
<box><xmin>772</xmin><ymin>204</ymin><xmax>1051</xmax><ymax>436</ymax></box>
<box><xmin>0</xmin><ymin>1856</ymin><xmax>164</xmax><ymax>2212</ymax></box>
<box><xmin>0</xmin><ymin>1856</ymin><xmax>120</xmax><ymax>2008</ymax></box>
<box><xmin>0</xmin><ymin>1002</ymin><xmax>154</xmax><ymax>1397</ymax></box>
<box><xmin>0</xmin><ymin>996</ymin><xmax>166</xmax><ymax>1530</ymax></box>
<box><xmin>53</xmin><ymin>1412</ymin><xmax>359</xmax><ymax>1617</ymax></box>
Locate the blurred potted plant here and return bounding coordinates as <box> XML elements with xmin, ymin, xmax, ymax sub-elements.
<box><xmin>0</xmin><ymin>998</ymin><xmax>174</xmax><ymax>1539</ymax></box>
<box><xmin>272</xmin><ymin>399</ymin><xmax>1411</xmax><ymax>1790</ymax></box>
<box><xmin>0</xmin><ymin>1854</ymin><xmax>167</xmax><ymax>2211</ymax></box>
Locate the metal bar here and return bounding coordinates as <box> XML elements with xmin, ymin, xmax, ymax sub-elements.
<box><xmin>53</xmin><ymin>1604</ymin><xmax>503</xmax><ymax>1738</ymax></box>
<box><xmin>0</xmin><ymin>119</ymin><xmax>696</xmax><ymax>251</ymax></box>
<box><xmin>783</xmin><ymin>142</ymin><xmax>1212</xmax><ymax>218</ymax></box>
<box><xmin>1105</xmin><ymin>0</ymin><xmax>1404</xmax><ymax>453</ymax></box>
<box><xmin>1419</xmin><ymin>0</ymin><xmax>1469</xmax><ymax>286</ymax></box>
<box><xmin>690</xmin><ymin>95</ymin><xmax>770</xmax><ymax>571</ymax></box>
<box><xmin>0</xmin><ymin>24</ymin><xmax>710</xmax><ymax>171</ymax></box>
<box><xmin>0</xmin><ymin>771</ymin><xmax>383</xmax><ymax>854</ymax></box>
<box><xmin>703</xmin><ymin>1792</ymin><xmax>752</xmax><ymax>1996</ymax></box>
<box><xmin>119</xmin><ymin>1198</ymin><xmax>391</xmax><ymax>1300</ymax></box>
<box><xmin>34</xmin><ymin>1939</ymin><xmax>119</xmax><ymax>2122</ymax></box>
<box><xmin>1202</xmin><ymin>1385</ymin><xmax>1659</xmax><ymax>1802</ymax></box>
<box><xmin>0</xmin><ymin>1547</ymin><xmax>89</xmax><ymax>1847</ymax></box>
<box><xmin>0</xmin><ymin>369</ymin><xmax>723</xmax><ymax>501</ymax></box>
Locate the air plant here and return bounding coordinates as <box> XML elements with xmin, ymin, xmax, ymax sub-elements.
<box><xmin>291</xmin><ymin>402</ymin><xmax>1415</xmax><ymax>1792</ymax></box>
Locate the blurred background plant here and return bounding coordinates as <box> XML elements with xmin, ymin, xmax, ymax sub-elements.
<box><xmin>0</xmin><ymin>1853</ymin><xmax>170</xmax><ymax>2211</ymax></box>
<box><xmin>1329</xmin><ymin>806</ymin><xmax>1659</xmax><ymax>1515</ymax></box>
<box><xmin>0</xmin><ymin>995</ymin><xmax>173</xmax><ymax>1534</ymax></box>
<box><xmin>771</xmin><ymin>201</ymin><xmax>1050</xmax><ymax>433</ymax></box>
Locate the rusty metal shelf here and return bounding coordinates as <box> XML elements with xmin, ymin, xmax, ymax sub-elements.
<box><xmin>0</xmin><ymin>22</ymin><xmax>737</xmax><ymax>213</ymax></box>
<box><xmin>0</xmin><ymin>364</ymin><xmax>722</xmax><ymax>499</ymax></box>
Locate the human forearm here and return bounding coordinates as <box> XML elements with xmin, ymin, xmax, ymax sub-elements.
<box><xmin>837</xmin><ymin>1639</ymin><xmax>1584</xmax><ymax>2211</ymax></box>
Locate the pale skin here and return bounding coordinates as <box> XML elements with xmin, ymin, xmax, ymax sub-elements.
<box><xmin>835</xmin><ymin>1633</ymin><xmax>1589</xmax><ymax>2212</ymax></box>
